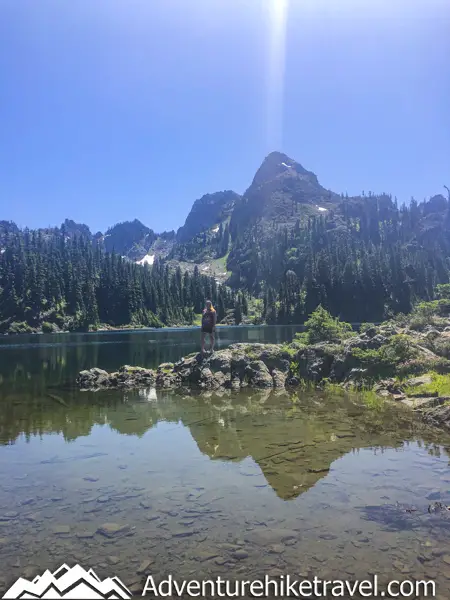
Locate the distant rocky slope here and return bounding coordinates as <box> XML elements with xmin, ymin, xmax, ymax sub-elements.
<box><xmin>0</xmin><ymin>220</ymin><xmax>19</xmax><ymax>245</ymax></box>
<box><xmin>176</xmin><ymin>190</ymin><xmax>239</xmax><ymax>244</ymax></box>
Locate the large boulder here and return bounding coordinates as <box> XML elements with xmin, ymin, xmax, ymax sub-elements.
<box><xmin>297</xmin><ymin>344</ymin><xmax>337</xmax><ymax>382</ymax></box>
<box><xmin>155</xmin><ymin>371</ymin><xmax>180</xmax><ymax>388</ymax></box>
<box><xmin>416</xmin><ymin>402</ymin><xmax>450</xmax><ymax>429</ymax></box>
<box><xmin>343</xmin><ymin>368</ymin><xmax>369</xmax><ymax>388</ymax></box>
<box><xmin>209</xmin><ymin>351</ymin><xmax>232</xmax><ymax>374</ymax></box>
<box><xmin>345</xmin><ymin>333</ymin><xmax>387</xmax><ymax>351</ymax></box>
<box><xmin>258</xmin><ymin>347</ymin><xmax>291</xmax><ymax>373</ymax></box>
<box><xmin>272</xmin><ymin>369</ymin><xmax>287</xmax><ymax>388</ymax></box>
<box><xmin>405</xmin><ymin>374</ymin><xmax>433</xmax><ymax>387</ymax></box>
<box><xmin>77</xmin><ymin>368</ymin><xmax>111</xmax><ymax>389</ymax></box>
<box><xmin>245</xmin><ymin>360</ymin><xmax>273</xmax><ymax>388</ymax></box>
<box><xmin>373</xmin><ymin>378</ymin><xmax>404</xmax><ymax>398</ymax></box>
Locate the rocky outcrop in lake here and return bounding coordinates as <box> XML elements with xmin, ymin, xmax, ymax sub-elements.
<box><xmin>76</xmin><ymin>323</ymin><xmax>450</xmax><ymax>433</ymax></box>
<box><xmin>77</xmin><ymin>344</ymin><xmax>292</xmax><ymax>392</ymax></box>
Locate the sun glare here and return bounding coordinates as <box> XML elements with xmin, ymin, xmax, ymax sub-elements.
<box><xmin>266</xmin><ymin>0</ymin><xmax>289</xmax><ymax>151</ymax></box>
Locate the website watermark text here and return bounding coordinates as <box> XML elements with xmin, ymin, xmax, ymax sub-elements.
<box><xmin>142</xmin><ymin>574</ymin><xmax>436</xmax><ymax>597</ymax></box>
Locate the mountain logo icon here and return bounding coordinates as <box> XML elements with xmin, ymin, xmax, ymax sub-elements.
<box><xmin>2</xmin><ymin>563</ymin><xmax>132</xmax><ymax>599</ymax></box>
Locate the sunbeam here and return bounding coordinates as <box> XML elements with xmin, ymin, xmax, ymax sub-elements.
<box><xmin>266</xmin><ymin>0</ymin><xmax>290</xmax><ymax>151</ymax></box>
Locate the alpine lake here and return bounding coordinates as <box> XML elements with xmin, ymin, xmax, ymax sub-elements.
<box><xmin>1</xmin><ymin>325</ymin><xmax>450</xmax><ymax>598</ymax></box>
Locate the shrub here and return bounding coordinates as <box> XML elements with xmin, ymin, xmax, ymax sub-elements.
<box><xmin>295</xmin><ymin>305</ymin><xmax>353</xmax><ymax>345</ymax></box>
<box><xmin>407</xmin><ymin>302</ymin><xmax>438</xmax><ymax>331</ymax></box>
<box><xmin>7</xmin><ymin>321</ymin><xmax>35</xmax><ymax>334</ymax></box>
<box><xmin>404</xmin><ymin>372</ymin><xmax>450</xmax><ymax>397</ymax></box>
<box><xmin>290</xmin><ymin>361</ymin><xmax>300</xmax><ymax>375</ymax></box>
<box><xmin>352</xmin><ymin>347</ymin><xmax>391</xmax><ymax>371</ymax></box>
<box><xmin>392</xmin><ymin>313</ymin><xmax>408</xmax><ymax>327</ymax></box>
<box><xmin>407</xmin><ymin>300</ymin><xmax>450</xmax><ymax>331</ymax></box>
<box><xmin>280</xmin><ymin>344</ymin><xmax>298</xmax><ymax>357</ymax></box>
<box><xmin>42</xmin><ymin>322</ymin><xmax>58</xmax><ymax>333</ymax></box>
<box><xmin>431</xmin><ymin>338</ymin><xmax>450</xmax><ymax>359</ymax></box>
<box><xmin>359</xmin><ymin>322</ymin><xmax>376</xmax><ymax>334</ymax></box>
<box><xmin>389</xmin><ymin>334</ymin><xmax>416</xmax><ymax>362</ymax></box>
<box><xmin>436</xmin><ymin>284</ymin><xmax>450</xmax><ymax>300</ymax></box>
<box><xmin>351</xmin><ymin>334</ymin><xmax>417</xmax><ymax>378</ymax></box>
<box><xmin>396</xmin><ymin>357</ymin><xmax>450</xmax><ymax>378</ymax></box>
<box><xmin>435</xmin><ymin>298</ymin><xmax>450</xmax><ymax>315</ymax></box>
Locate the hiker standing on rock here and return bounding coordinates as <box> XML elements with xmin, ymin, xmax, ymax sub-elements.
<box><xmin>201</xmin><ymin>300</ymin><xmax>217</xmax><ymax>356</ymax></box>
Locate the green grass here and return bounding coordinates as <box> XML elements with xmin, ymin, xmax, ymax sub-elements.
<box><xmin>321</xmin><ymin>381</ymin><xmax>347</xmax><ymax>396</ymax></box>
<box><xmin>355</xmin><ymin>389</ymin><xmax>386</xmax><ymax>410</ymax></box>
<box><xmin>404</xmin><ymin>371</ymin><xmax>450</xmax><ymax>397</ymax></box>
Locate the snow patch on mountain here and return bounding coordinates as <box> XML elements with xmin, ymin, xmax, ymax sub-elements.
<box><xmin>136</xmin><ymin>254</ymin><xmax>154</xmax><ymax>266</ymax></box>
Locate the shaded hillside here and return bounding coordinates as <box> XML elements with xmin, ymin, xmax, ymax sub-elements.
<box><xmin>177</xmin><ymin>190</ymin><xmax>239</xmax><ymax>243</ymax></box>
<box><xmin>103</xmin><ymin>219</ymin><xmax>158</xmax><ymax>259</ymax></box>
<box><xmin>168</xmin><ymin>191</ymin><xmax>237</xmax><ymax>264</ymax></box>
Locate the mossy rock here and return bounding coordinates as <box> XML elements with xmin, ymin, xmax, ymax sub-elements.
<box><xmin>119</xmin><ymin>365</ymin><xmax>150</xmax><ymax>374</ymax></box>
<box><xmin>158</xmin><ymin>362</ymin><xmax>175</xmax><ymax>374</ymax></box>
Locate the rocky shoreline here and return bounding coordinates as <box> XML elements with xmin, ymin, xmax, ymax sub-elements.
<box><xmin>76</xmin><ymin>343</ymin><xmax>292</xmax><ymax>392</ymax></box>
<box><xmin>77</xmin><ymin>332</ymin><xmax>450</xmax><ymax>431</ymax></box>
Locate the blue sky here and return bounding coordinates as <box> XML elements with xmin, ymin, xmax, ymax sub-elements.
<box><xmin>1</xmin><ymin>0</ymin><xmax>449</xmax><ymax>234</ymax></box>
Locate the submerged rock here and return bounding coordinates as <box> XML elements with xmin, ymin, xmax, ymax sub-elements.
<box><xmin>231</xmin><ymin>549</ymin><xmax>249</xmax><ymax>560</ymax></box>
<box><xmin>96</xmin><ymin>523</ymin><xmax>132</xmax><ymax>538</ymax></box>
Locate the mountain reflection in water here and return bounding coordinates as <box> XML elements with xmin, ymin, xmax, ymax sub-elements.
<box><xmin>1</xmin><ymin>329</ymin><xmax>450</xmax><ymax>598</ymax></box>
<box><xmin>1</xmin><ymin>387</ymin><xmax>449</xmax><ymax>502</ymax></box>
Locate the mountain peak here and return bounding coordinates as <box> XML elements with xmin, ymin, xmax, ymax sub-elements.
<box><xmin>229</xmin><ymin>151</ymin><xmax>337</xmax><ymax>237</ymax></box>
<box><xmin>252</xmin><ymin>151</ymin><xmax>318</xmax><ymax>187</ymax></box>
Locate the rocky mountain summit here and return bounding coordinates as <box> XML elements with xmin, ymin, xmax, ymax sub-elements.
<box><xmin>230</xmin><ymin>151</ymin><xmax>338</xmax><ymax>238</ymax></box>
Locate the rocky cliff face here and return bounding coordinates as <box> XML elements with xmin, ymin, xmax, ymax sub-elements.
<box><xmin>230</xmin><ymin>151</ymin><xmax>339</xmax><ymax>237</ymax></box>
<box><xmin>176</xmin><ymin>190</ymin><xmax>240</xmax><ymax>243</ymax></box>
<box><xmin>102</xmin><ymin>219</ymin><xmax>158</xmax><ymax>259</ymax></box>
<box><xmin>0</xmin><ymin>220</ymin><xmax>19</xmax><ymax>246</ymax></box>
<box><xmin>60</xmin><ymin>218</ymin><xmax>92</xmax><ymax>239</ymax></box>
